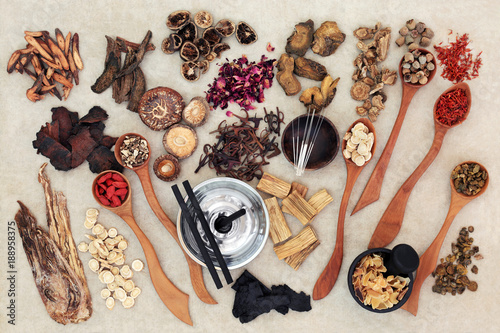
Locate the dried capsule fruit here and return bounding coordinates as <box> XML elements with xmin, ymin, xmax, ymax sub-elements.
<box><xmin>163</xmin><ymin>124</ymin><xmax>198</xmax><ymax>159</ymax></box>
<box><xmin>153</xmin><ymin>154</ymin><xmax>180</xmax><ymax>182</ymax></box>
<box><xmin>215</xmin><ymin>19</ymin><xmax>236</xmax><ymax>37</ymax></box>
<box><xmin>202</xmin><ymin>27</ymin><xmax>222</xmax><ymax>45</ymax></box>
<box><xmin>193</xmin><ymin>38</ymin><xmax>211</xmax><ymax>57</ymax></box>
<box><xmin>236</xmin><ymin>21</ymin><xmax>258</xmax><ymax>45</ymax></box>
<box><xmin>181</xmin><ymin>61</ymin><xmax>200</xmax><ymax>82</ymax></box>
<box><xmin>138</xmin><ymin>87</ymin><xmax>185</xmax><ymax>131</ymax></box>
<box><xmin>166</xmin><ymin>10</ymin><xmax>191</xmax><ymax>30</ymax></box>
<box><xmin>193</xmin><ymin>11</ymin><xmax>213</xmax><ymax>29</ymax></box>
<box><xmin>180</xmin><ymin>41</ymin><xmax>200</xmax><ymax>62</ymax></box>
<box><xmin>178</xmin><ymin>21</ymin><xmax>197</xmax><ymax>42</ymax></box>
<box><xmin>182</xmin><ymin>96</ymin><xmax>210</xmax><ymax>127</ymax></box>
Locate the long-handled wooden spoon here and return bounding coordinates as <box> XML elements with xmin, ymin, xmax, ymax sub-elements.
<box><xmin>368</xmin><ymin>82</ymin><xmax>471</xmax><ymax>249</ymax></box>
<box><xmin>92</xmin><ymin>170</ymin><xmax>192</xmax><ymax>325</ymax></box>
<box><xmin>115</xmin><ymin>133</ymin><xmax>216</xmax><ymax>305</ymax></box>
<box><xmin>402</xmin><ymin>161</ymin><xmax>488</xmax><ymax>315</ymax></box>
<box><xmin>352</xmin><ymin>49</ymin><xmax>437</xmax><ymax>215</ymax></box>
<box><xmin>313</xmin><ymin>118</ymin><xmax>377</xmax><ymax>300</ymax></box>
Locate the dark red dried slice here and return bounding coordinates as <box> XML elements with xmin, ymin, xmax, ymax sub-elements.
<box><xmin>153</xmin><ymin>154</ymin><xmax>180</xmax><ymax>181</ymax></box>
<box><xmin>138</xmin><ymin>87</ymin><xmax>185</xmax><ymax>131</ymax></box>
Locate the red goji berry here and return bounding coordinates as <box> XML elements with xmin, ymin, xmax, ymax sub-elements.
<box><xmin>97</xmin><ymin>172</ymin><xmax>112</xmax><ymax>183</ymax></box>
<box><xmin>98</xmin><ymin>195</ymin><xmax>110</xmax><ymax>206</ymax></box>
<box><xmin>115</xmin><ymin>188</ymin><xmax>128</xmax><ymax>197</ymax></box>
<box><xmin>111</xmin><ymin>195</ymin><xmax>122</xmax><ymax>207</ymax></box>
<box><xmin>112</xmin><ymin>173</ymin><xmax>125</xmax><ymax>182</ymax></box>
<box><xmin>113</xmin><ymin>181</ymin><xmax>128</xmax><ymax>188</ymax></box>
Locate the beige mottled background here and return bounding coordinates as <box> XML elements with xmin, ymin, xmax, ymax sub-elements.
<box><xmin>1</xmin><ymin>0</ymin><xmax>499</xmax><ymax>332</ymax></box>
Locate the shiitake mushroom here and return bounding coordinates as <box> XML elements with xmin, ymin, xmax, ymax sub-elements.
<box><xmin>163</xmin><ymin>124</ymin><xmax>198</xmax><ymax>159</ymax></box>
<box><xmin>180</xmin><ymin>41</ymin><xmax>200</xmax><ymax>62</ymax></box>
<box><xmin>194</xmin><ymin>11</ymin><xmax>213</xmax><ymax>29</ymax></box>
<box><xmin>182</xmin><ymin>96</ymin><xmax>209</xmax><ymax>127</ymax></box>
<box><xmin>215</xmin><ymin>19</ymin><xmax>236</xmax><ymax>37</ymax></box>
<box><xmin>212</xmin><ymin>42</ymin><xmax>230</xmax><ymax>58</ymax></box>
<box><xmin>181</xmin><ymin>61</ymin><xmax>200</xmax><ymax>82</ymax></box>
<box><xmin>166</xmin><ymin>10</ymin><xmax>191</xmax><ymax>30</ymax></box>
<box><xmin>193</xmin><ymin>38</ymin><xmax>211</xmax><ymax>57</ymax></box>
<box><xmin>153</xmin><ymin>154</ymin><xmax>180</xmax><ymax>182</ymax></box>
<box><xmin>202</xmin><ymin>27</ymin><xmax>222</xmax><ymax>46</ymax></box>
<box><xmin>179</xmin><ymin>21</ymin><xmax>197</xmax><ymax>42</ymax></box>
<box><xmin>138</xmin><ymin>87</ymin><xmax>185</xmax><ymax>131</ymax></box>
<box><xmin>236</xmin><ymin>21</ymin><xmax>258</xmax><ymax>45</ymax></box>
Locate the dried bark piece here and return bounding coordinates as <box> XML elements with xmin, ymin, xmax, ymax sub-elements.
<box><xmin>307</xmin><ymin>189</ymin><xmax>333</xmax><ymax>214</ymax></box>
<box><xmin>276</xmin><ymin>53</ymin><xmax>301</xmax><ymax>96</ymax></box>
<box><xmin>312</xmin><ymin>21</ymin><xmax>345</xmax><ymax>56</ymax></box>
<box><xmin>293</xmin><ymin>57</ymin><xmax>327</xmax><ymax>81</ymax></box>
<box><xmin>284</xmin><ymin>239</ymin><xmax>320</xmax><ymax>270</ymax></box>
<box><xmin>91</xmin><ymin>37</ymin><xmax>120</xmax><ymax>94</ymax></box>
<box><xmin>274</xmin><ymin>226</ymin><xmax>318</xmax><ymax>260</ymax></box>
<box><xmin>281</xmin><ymin>190</ymin><xmax>317</xmax><ymax>226</ymax></box>
<box><xmin>264</xmin><ymin>197</ymin><xmax>292</xmax><ymax>244</ymax></box>
<box><xmin>286</xmin><ymin>19</ymin><xmax>314</xmax><ymax>56</ymax></box>
<box><xmin>127</xmin><ymin>67</ymin><xmax>146</xmax><ymax>112</ymax></box>
<box><xmin>256</xmin><ymin>172</ymin><xmax>291</xmax><ymax>199</ymax></box>
<box><xmin>289</xmin><ymin>182</ymin><xmax>308</xmax><ymax>198</ymax></box>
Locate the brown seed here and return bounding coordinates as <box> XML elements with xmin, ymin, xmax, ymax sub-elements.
<box><xmin>471</xmin><ymin>265</ymin><xmax>478</xmax><ymax>274</ymax></box>
<box><xmin>467</xmin><ymin>281</ymin><xmax>478</xmax><ymax>292</ymax></box>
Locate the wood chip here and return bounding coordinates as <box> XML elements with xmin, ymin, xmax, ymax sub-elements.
<box><xmin>274</xmin><ymin>226</ymin><xmax>318</xmax><ymax>260</ymax></box>
<box><xmin>281</xmin><ymin>190</ymin><xmax>317</xmax><ymax>225</ymax></box>
<box><xmin>290</xmin><ymin>182</ymin><xmax>308</xmax><ymax>198</ymax></box>
<box><xmin>308</xmin><ymin>189</ymin><xmax>334</xmax><ymax>213</ymax></box>
<box><xmin>285</xmin><ymin>239</ymin><xmax>320</xmax><ymax>270</ymax></box>
<box><xmin>264</xmin><ymin>197</ymin><xmax>292</xmax><ymax>244</ymax></box>
<box><xmin>256</xmin><ymin>172</ymin><xmax>291</xmax><ymax>199</ymax></box>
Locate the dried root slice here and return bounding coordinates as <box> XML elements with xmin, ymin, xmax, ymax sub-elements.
<box><xmin>101</xmin><ymin>288</ymin><xmax>111</xmax><ymax>299</ymax></box>
<box><xmin>107</xmin><ymin>282</ymin><xmax>119</xmax><ymax>291</ymax></box>
<box><xmin>130</xmin><ymin>287</ymin><xmax>141</xmax><ymax>298</ymax></box>
<box><xmin>108</xmin><ymin>227</ymin><xmax>118</xmax><ymax>238</ymax></box>
<box><xmin>307</xmin><ymin>189</ymin><xmax>333</xmax><ymax>214</ymax></box>
<box><xmin>284</xmin><ymin>239</ymin><xmax>320</xmax><ymax>270</ymax></box>
<box><xmin>131</xmin><ymin>259</ymin><xmax>144</xmax><ymax>272</ymax></box>
<box><xmin>78</xmin><ymin>242</ymin><xmax>89</xmax><ymax>252</ymax></box>
<box><xmin>256</xmin><ymin>172</ymin><xmax>291</xmax><ymax>199</ymax></box>
<box><xmin>89</xmin><ymin>258</ymin><xmax>100</xmax><ymax>272</ymax></box>
<box><xmin>84</xmin><ymin>218</ymin><xmax>96</xmax><ymax>229</ymax></box>
<box><xmin>106</xmin><ymin>297</ymin><xmax>115</xmax><ymax>310</ymax></box>
<box><xmin>286</xmin><ymin>19</ymin><xmax>314</xmax><ymax>56</ymax></box>
<box><xmin>120</xmin><ymin>265</ymin><xmax>133</xmax><ymax>278</ymax></box>
<box><xmin>264</xmin><ymin>197</ymin><xmax>292</xmax><ymax>244</ymax></box>
<box><xmin>114</xmin><ymin>287</ymin><xmax>127</xmax><ymax>301</ymax></box>
<box><xmin>102</xmin><ymin>271</ymin><xmax>115</xmax><ymax>284</ymax></box>
<box><xmin>86</xmin><ymin>208</ymin><xmax>99</xmax><ymax>218</ymax></box>
<box><xmin>118</xmin><ymin>240</ymin><xmax>128</xmax><ymax>250</ymax></box>
<box><xmin>290</xmin><ymin>182</ymin><xmax>308</xmax><ymax>198</ymax></box>
<box><xmin>92</xmin><ymin>223</ymin><xmax>105</xmax><ymax>235</ymax></box>
<box><xmin>274</xmin><ymin>226</ymin><xmax>318</xmax><ymax>260</ymax></box>
<box><xmin>281</xmin><ymin>190</ymin><xmax>317</xmax><ymax>226</ymax></box>
<box><xmin>153</xmin><ymin>154</ymin><xmax>180</xmax><ymax>182</ymax></box>
<box><xmin>163</xmin><ymin>124</ymin><xmax>198</xmax><ymax>159</ymax></box>
<box><xmin>122</xmin><ymin>296</ymin><xmax>135</xmax><ymax>309</ymax></box>
<box><xmin>123</xmin><ymin>280</ymin><xmax>135</xmax><ymax>293</ymax></box>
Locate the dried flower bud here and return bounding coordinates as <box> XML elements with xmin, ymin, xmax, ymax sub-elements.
<box><xmin>408</xmin><ymin>43</ymin><xmax>419</xmax><ymax>51</ymax></box>
<box><xmin>405</xmin><ymin>35</ymin><xmax>414</xmax><ymax>45</ymax></box>
<box><xmin>404</xmin><ymin>52</ymin><xmax>414</xmax><ymax>62</ymax></box>
<box><xmin>426</xmin><ymin>53</ymin><xmax>434</xmax><ymax>62</ymax></box>
<box><xmin>419</xmin><ymin>76</ymin><xmax>428</xmax><ymax>85</ymax></box>
<box><xmin>410</xmin><ymin>29</ymin><xmax>419</xmax><ymax>38</ymax></box>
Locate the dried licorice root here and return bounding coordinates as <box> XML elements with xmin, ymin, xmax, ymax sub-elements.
<box><xmin>431</xmin><ymin>226</ymin><xmax>482</xmax><ymax>295</ymax></box>
<box><xmin>195</xmin><ymin>109</ymin><xmax>281</xmax><ymax>181</ymax></box>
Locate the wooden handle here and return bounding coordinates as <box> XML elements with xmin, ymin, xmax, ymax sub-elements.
<box><xmin>119</xmin><ymin>212</ymin><xmax>192</xmax><ymax>326</ymax></box>
<box><xmin>368</xmin><ymin>125</ymin><xmax>448</xmax><ymax>249</ymax></box>
<box><xmin>402</xmin><ymin>192</ymin><xmax>470</xmax><ymax>315</ymax></box>
<box><xmin>134</xmin><ymin>167</ymin><xmax>216</xmax><ymax>305</ymax></box>
<box><xmin>352</xmin><ymin>85</ymin><xmax>419</xmax><ymax>215</ymax></box>
<box><xmin>313</xmin><ymin>164</ymin><xmax>363</xmax><ymax>300</ymax></box>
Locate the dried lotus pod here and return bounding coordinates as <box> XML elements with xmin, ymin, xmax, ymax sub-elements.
<box><xmin>181</xmin><ymin>61</ymin><xmax>200</xmax><ymax>82</ymax></box>
<box><xmin>215</xmin><ymin>19</ymin><xmax>236</xmax><ymax>37</ymax></box>
<box><xmin>153</xmin><ymin>154</ymin><xmax>180</xmax><ymax>182</ymax></box>
<box><xmin>194</xmin><ymin>11</ymin><xmax>213</xmax><ymax>29</ymax></box>
<box><xmin>163</xmin><ymin>124</ymin><xmax>198</xmax><ymax>159</ymax></box>
<box><xmin>236</xmin><ymin>21</ymin><xmax>258</xmax><ymax>45</ymax></box>
<box><xmin>202</xmin><ymin>27</ymin><xmax>222</xmax><ymax>45</ymax></box>
<box><xmin>166</xmin><ymin>10</ymin><xmax>191</xmax><ymax>30</ymax></box>
<box><xmin>286</xmin><ymin>19</ymin><xmax>314</xmax><ymax>56</ymax></box>
<box><xmin>183</xmin><ymin>96</ymin><xmax>209</xmax><ymax>127</ymax></box>
<box><xmin>312</xmin><ymin>21</ymin><xmax>345</xmax><ymax>56</ymax></box>
<box><xmin>138</xmin><ymin>87</ymin><xmax>185</xmax><ymax>131</ymax></box>
<box><xmin>180</xmin><ymin>41</ymin><xmax>200</xmax><ymax>62</ymax></box>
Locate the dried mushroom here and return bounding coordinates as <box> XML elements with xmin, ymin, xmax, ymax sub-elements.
<box><xmin>153</xmin><ymin>154</ymin><xmax>180</xmax><ymax>182</ymax></box>
<box><xmin>311</xmin><ymin>21</ymin><xmax>345</xmax><ymax>56</ymax></box>
<box><xmin>193</xmin><ymin>38</ymin><xmax>211</xmax><ymax>57</ymax></box>
<box><xmin>276</xmin><ymin>53</ymin><xmax>301</xmax><ymax>96</ymax></box>
<box><xmin>203</xmin><ymin>27</ymin><xmax>222</xmax><ymax>45</ymax></box>
<box><xmin>182</xmin><ymin>96</ymin><xmax>210</xmax><ymax>127</ymax></box>
<box><xmin>236</xmin><ymin>22</ymin><xmax>258</xmax><ymax>45</ymax></box>
<box><xmin>166</xmin><ymin>10</ymin><xmax>191</xmax><ymax>30</ymax></box>
<box><xmin>299</xmin><ymin>87</ymin><xmax>324</xmax><ymax>112</ymax></box>
<box><xmin>179</xmin><ymin>21</ymin><xmax>197</xmax><ymax>42</ymax></box>
<box><xmin>180</xmin><ymin>41</ymin><xmax>200</xmax><ymax>61</ymax></box>
<box><xmin>212</xmin><ymin>42</ymin><xmax>230</xmax><ymax>58</ymax></box>
<box><xmin>293</xmin><ymin>57</ymin><xmax>327</xmax><ymax>81</ymax></box>
<box><xmin>194</xmin><ymin>11</ymin><xmax>213</xmax><ymax>29</ymax></box>
<box><xmin>286</xmin><ymin>19</ymin><xmax>314</xmax><ymax>56</ymax></box>
<box><xmin>163</xmin><ymin>124</ymin><xmax>198</xmax><ymax>159</ymax></box>
<box><xmin>138</xmin><ymin>87</ymin><xmax>185</xmax><ymax>131</ymax></box>
<box><xmin>215</xmin><ymin>19</ymin><xmax>236</xmax><ymax>37</ymax></box>
<box><xmin>181</xmin><ymin>61</ymin><xmax>200</xmax><ymax>82</ymax></box>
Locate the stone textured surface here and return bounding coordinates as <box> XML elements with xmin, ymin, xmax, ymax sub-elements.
<box><xmin>1</xmin><ymin>0</ymin><xmax>499</xmax><ymax>332</ymax></box>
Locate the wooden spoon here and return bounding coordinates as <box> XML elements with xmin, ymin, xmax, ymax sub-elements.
<box><xmin>352</xmin><ymin>49</ymin><xmax>437</xmax><ymax>215</ymax></box>
<box><xmin>313</xmin><ymin>118</ymin><xmax>377</xmax><ymax>300</ymax></box>
<box><xmin>402</xmin><ymin>161</ymin><xmax>488</xmax><ymax>315</ymax></box>
<box><xmin>115</xmin><ymin>133</ymin><xmax>216</xmax><ymax>305</ymax></box>
<box><xmin>92</xmin><ymin>171</ymin><xmax>192</xmax><ymax>325</ymax></box>
<box><xmin>368</xmin><ymin>82</ymin><xmax>472</xmax><ymax>249</ymax></box>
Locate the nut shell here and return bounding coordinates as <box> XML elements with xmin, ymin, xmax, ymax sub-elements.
<box><xmin>166</xmin><ymin>10</ymin><xmax>191</xmax><ymax>30</ymax></box>
<box><xmin>194</xmin><ymin>11</ymin><xmax>213</xmax><ymax>29</ymax></box>
<box><xmin>236</xmin><ymin>21</ymin><xmax>258</xmax><ymax>45</ymax></box>
<box><xmin>153</xmin><ymin>154</ymin><xmax>180</xmax><ymax>181</ymax></box>
<box><xmin>215</xmin><ymin>19</ymin><xmax>236</xmax><ymax>37</ymax></box>
<box><xmin>163</xmin><ymin>124</ymin><xmax>198</xmax><ymax>159</ymax></box>
<box><xmin>138</xmin><ymin>87</ymin><xmax>185</xmax><ymax>131</ymax></box>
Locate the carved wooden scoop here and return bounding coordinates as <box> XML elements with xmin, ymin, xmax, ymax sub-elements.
<box><xmin>115</xmin><ymin>133</ymin><xmax>216</xmax><ymax>305</ymax></box>
<box><xmin>313</xmin><ymin>118</ymin><xmax>377</xmax><ymax>300</ymax></box>
<box><xmin>92</xmin><ymin>170</ymin><xmax>192</xmax><ymax>325</ymax></box>
<box><xmin>352</xmin><ymin>49</ymin><xmax>437</xmax><ymax>215</ymax></box>
<box><xmin>369</xmin><ymin>82</ymin><xmax>471</xmax><ymax>249</ymax></box>
<box><xmin>402</xmin><ymin>161</ymin><xmax>488</xmax><ymax>315</ymax></box>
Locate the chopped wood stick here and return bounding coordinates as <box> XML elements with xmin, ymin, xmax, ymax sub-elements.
<box><xmin>308</xmin><ymin>189</ymin><xmax>333</xmax><ymax>214</ymax></box>
<box><xmin>264</xmin><ymin>197</ymin><xmax>292</xmax><ymax>244</ymax></box>
<box><xmin>290</xmin><ymin>181</ymin><xmax>308</xmax><ymax>198</ymax></box>
<box><xmin>281</xmin><ymin>190</ymin><xmax>317</xmax><ymax>225</ymax></box>
<box><xmin>274</xmin><ymin>226</ymin><xmax>318</xmax><ymax>260</ymax></box>
<box><xmin>285</xmin><ymin>239</ymin><xmax>320</xmax><ymax>270</ymax></box>
<box><xmin>256</xmin><ymin>172</ymin><xmax>291</xmax><ymax>199</ymax></box>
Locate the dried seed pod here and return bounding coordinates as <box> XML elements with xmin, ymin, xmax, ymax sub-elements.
<box><xmin>194</xmin><ymin>11</ymin><xmax>213</xmax><ymax>29</ymax></box>
<box><xmin>180</xmin><ymin>41</ymin><xmax>200</xmax><ymax>62</ymax></box>
<box><xmin>422</xmin><ymin>28</ymin><xmax>434</xmax><ymax>39</ymax></box>
<box><xmin>178</xmin><ymin>21</ymin><xmax>197</xmax><ymax>42</ymax></box>
<box><xmin>236</xmin><ymin>21</ymin><xmax>258</xmax><ymax>45</ymax></box>
<box><xmin>193</xmin><ymin>38</ymin><xmax>211</xmax><ymax>57</ymax></box>
<box><xmin>215</xmin><ymin>19</ymin><xmax>236</xmax><ymax>37</ymax></box>
<box><xmin>182</xmin><ymin>96</ymin><xmax>210</xmax><ymax>127</ymax></box>
<box><xmin>163</xmin><ymin>124</ymin><xmax>198</xmax><ymax>159</ymax></box>
<box><xmin>286</xmin><ymin>19</ymin><xmax>314</xmax><ymax>56</ymax></box>
<box><xmin>312</xmin><ymin>21</ymin><xmax>345</xmax><ymax>56</ymax></box>
<box><xmin>181</xmin><ymin>61</ymin><xmax>200</xmax><ymax>82</ymax></box>
<box><xmin>153</xmin><ymin>154</ymin><xmax>180</xmax><ymax>182</ymax></box>
<box><xmin>202</xmin><ymin>27</ymin><xmax>222</xmax><ymax>45</ymax></box>
<box><xmin>166</xmin><ymin>10</ymin><xmax>191</xmax><ymax>30</ymax></box>
<box><xmin>138</xmin><ymin>87</ymin><xmax>185</xmax><ymax>131</ymax></box>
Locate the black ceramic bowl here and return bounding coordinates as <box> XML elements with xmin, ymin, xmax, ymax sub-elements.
<box><xmin>281</xmin><ymin>114</ymin><xmax>340</xmax><ymax>171</ymax></box>
<box><xmin>347</xmin><ymin>247</ymin><xmax>415</xmax><ymax>313</ymax></box>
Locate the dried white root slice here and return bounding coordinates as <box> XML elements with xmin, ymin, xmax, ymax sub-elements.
<box><xmin>115</xmin><ymin>257</ymin><xmax>125</xmax><ymax>266</ymax></box>
<box><xmin>89</xmin><ymin>259</ymin><xmax>100</xmax><ymax>272</ymax></box>
<box><xmin>343</xmin><ymin>149</ymin><xmax>352</xmax><ymax>159</ymax></box>
<box><xmin>354</xmin><ymin>155</ymin><xmax>366</xmax><ymax>167</ymax></box>
<box><xmin>130</xmin><ymin>287</ymin><xmax>141</xmax><ymax>298</ymax></box>
<box><xmin>118</xmin><ymin>240</ymin><xmax>128</xmax><ymax>250</ymax></box>
<box><xmin>114</xmin><ymin>288</ymin><xmax>127</xmax><ymax>301</ymax></box>
<box><xmin>97</xmin><ymin>229</ymin><xmax>108</xmax><ymax>240</ymax></box>
<box><xmin>120</xmin><ymin>265</ymin><xmax>131</xmax><ymax>275</ymax></box>
<box><xmin>101</xmin><ymin>288</ymin><xmax>111</xmax><ymax>299</ymax></box>
<box><xmin>111</xmin><ymin>266</ymin><xmax>120</xmax><ymax>275</ymax></box>
<box><xmin>108</xmin><ymin>227</ymin><xmax>118</xmax><ymax>238</ymax></box>
<box><xmin>114</xmin><ymin>275</ymin><xmax>126</xmax><ymax>287</ymax></box>
<box><xmin>122</xmin><ymin>296</ymin><xmax>135</xmax><ymax>309</ymax></box>
<box><xmin>131</xmin><ymin>259</ymin><xmax>144</xmax><ymax>272</ymax></box>
<box><xmin>88</xmin><ymin>241</ymin><xmax>98</xmax><ymax>255</ymax></box>
<box><xmin>92</xmin><ymin>223</ymin><xmax>105</xmax><ymax>235</ymax></box>
<box><xmin>84</xmin><ymin>218</ymin><xmax>96</xmax><ymax>229</ymax></box>
<box><xmin>103</xmin><ymin>271</ymin><xmax>115</xmax><ymax>284</ymax></box>
<box><xmin>86</xmin><ymin>208</ymin><xmax>99</xmax><ymax>218</ymax></box>
<box><xmin>124</xmin><ymin>280</ymin><xmax>135</xmax><ymax>293</ymax></box>
<box><xmin>98</xmin><ymin>270</ymin><xmax>107</xmax><ymax>283</ymax></box>
<box><xmin>78</xmin><ymin>242</ymin><xmax>89</xmax><ymax>252</ymax></box>
<box><xmin>85</xmin><ymin>234</ymin><xmax>97</xmax><ymax>241</ymax></box>
<box><xmin>107</xmin><ymin>282</ymin><xmax>119</xmax><ymax>291</ymax></box>
<box><xmin>105</xmin><ymin>297</ymin><xmax>115</xmax><ymax>310</ymax></box>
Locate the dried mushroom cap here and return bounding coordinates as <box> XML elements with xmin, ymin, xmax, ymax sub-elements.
<box><xmin>312</xmin><ymin>21</ymin><xmax>345</xmax><ymax>56</ymax></box>
<box><xmin>215</xmin><ymin>19</ymin><xmax>236</xmax><ymax>37</ymax></box>
<box><xmin>166</xmin><ymin>10</ymin><xmax>191</xmax><ymax>30</ymax></box>
<box><xmin>183</xmin><ymin>96</ymin><xmax>210</xmax><ymax>127</ymax></box>
<box><xmin>194</xmin><ymin>11</ymin><xmax>213</xmax><ymax>29</ymax></box>
<box><xmin>138</xmin><ymin>87</ymin><xmax>185</xmax><ymax>131</ymax></box>
<box><xmin>153</xmin><ymin>154</ymin><xmax>180</xmax><ymax>182</ymax></box>
<box><xmin>236</xmin><ymin>21</ymin><xmax>258</xmax><ymax>45</ymax></box>
<box><xmin>181</xmin><ymin>61</ymin><xmax>200</xmax><ymax>82</ymax></box>
<box><xmin>193</xmin><ymin>38</ymin><xmax>211</xmax><ymax>57</ymax></box>
<box><xmin>293</xmin><ymin>57</ymin><xmax>327</xmax><ymax>81</ymax></box>
<box><xmin>197</xmin><ymin>59</ymin><xmax>209</xmax><ymax>74</ymax></box>
<box><xmin>180</xmin><ymin>41</ymin><xmax>200</xmax><ymax>61</ymax></box>
<box><xmin>286</xmin><ymin>19</ymin><xmax>314</xmax><ymax>56</ymax></box>
<box><xmin>212</xmin><ymin>42</ymin><xmax>230</xmax><ymax>58</ymax></box>
<box><xmin>202</xmin><ymin>27</ymin><xmax>222</xmax><ymax>45</ymax></box>
<box><xmin>161</xmin><ymin>37</ymin><xmax>175</xmax><ymax>54</ymax></box>
<box><xmin>163</xmin><ymin>124</ymin><xmax>198</xmax><ymax>159</ymax></box>
<box><xmin>179</xmin><ymin>21</ymin><xmax>197</xmax><ymax>42</ymax></box>
<box><xmin>350</xmin><ymin>81</ymin><xmax>371</xmax><ymax>101</ymax></box>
